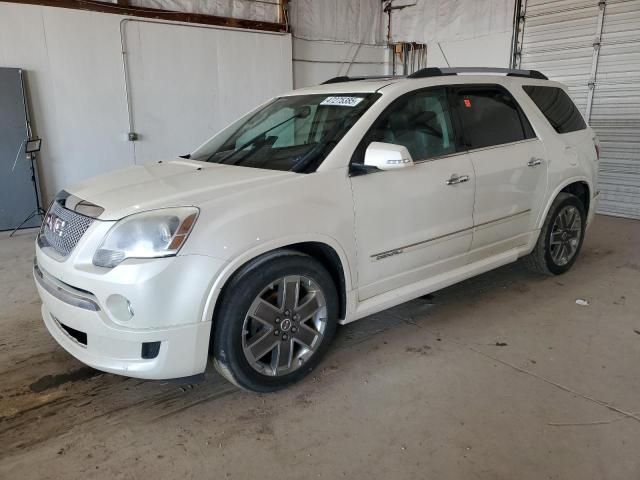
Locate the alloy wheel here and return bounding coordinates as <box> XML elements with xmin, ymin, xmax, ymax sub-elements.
<box><xmin>549</xmin><ymin>205</ymin><xmax>582</xmax><ymax>266</ymax></box>
<box><xmin>242</xmin><ymin>275</ymin><xmax>328</xmax><ymax>376</ymax></box>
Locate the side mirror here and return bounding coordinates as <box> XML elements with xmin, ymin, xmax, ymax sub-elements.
<box><xmin>364</xmin><ymin>142</ymin><xmax>414</xmax><ymax>171</ymax></box>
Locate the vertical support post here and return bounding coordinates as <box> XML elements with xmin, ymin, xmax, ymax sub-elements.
<box><xmin>585</xmin><ymin>1</ymin><xmax>606</xmax><ymax>123</ymax></box>
<box><xmin>403</xmin><ymin>43</ymin><xmax>408</xmax><ymax>75</ymax></box>
<box><xmin>509</xmin><ymin>0</ymin><xmax>519</xmax><ymax>68</ymax></box>
<box><xmin>513</xmin><ymin>0</ymin><xmax>528</xmax><ymax>69</ymax></box>
<box><xmin>277</xmin><ymin>0</ymin><xmax>289</xmax><ymax>29</ymax></box>
<box><xmin>384</xmin><ymin>1</ymin><xmax>394</xmax><ymax>76</ymax></box>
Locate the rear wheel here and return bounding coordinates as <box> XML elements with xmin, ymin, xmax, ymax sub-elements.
<box><xmin>523</xmin><ymin>192</ymin><xmax>586</xmax><ymax>275</ymax></box>
<box><xmin>212</xmin><ymin>251</ymin><xmax>338</xmax><ymax>392</ymax></box>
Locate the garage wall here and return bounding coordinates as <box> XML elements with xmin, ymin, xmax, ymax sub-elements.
<box><xmin>101</xmin><ymin>0</ymin><xmax>389</xmax><ymax>89</ymax></box>
<box><xmin>0</xmin><ymin>3</ymin><xmax>291</xmax><ymax>203</ymax></box>
<box><xmin>518</xmin><ymin>0</ymin><xmax>640</xmax><ymax>219</ymax></box>
<box><xmin>292</xmin><ymin>38</ymin><xmax>389</xmax><ymax>88</ymax></box>
<box><xmin>424</xmin><ymin>31</ymin><xmax>514</xmax><ymax>68</ymax></box>
<box><xmin>123</xmin><ymin>19</ymin><xmax>291</xmax><ymax>165</ymax></box>
<box><xmin>103</xmin><ymin>0</ymin><xmax>390</xmax><ymax>88</ymax></box>
<box><xmin>390</xmin><ymin>0</ymin><xmax>516</xmax><ymax>68</ymax></box>
<box><xmin>289</xmin><ymin>0</ymin><xmax>389</xmax><ymax>88</ymax></box>
<box><xmin>0</xmin><ymin>4</ymin><xmax>133</xmax><ymax>205</ymax></box>
<box><xmin>126</xmin><ymin>0</ymin><xmax>280</xmax><ymax>22</ymax></box>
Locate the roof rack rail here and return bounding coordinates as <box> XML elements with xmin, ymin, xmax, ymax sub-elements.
<box><xmin>320</xmin><ymin>68</ymin><xmax>548</xmax><ymax>85</ymax></box>
<box><xmin>321</xmin><ymin>75</ymin><xmax>399</xmax><ymax>85</ymax></box>
<box><xmin>406</xmin><ymin>67</ymin><xmax>456</xmax><ymax>78</ymax></box>
<box><xmin>408</xmin><ymin>67</ymin><xmax>548</xmax><ymax>80</ymax></box>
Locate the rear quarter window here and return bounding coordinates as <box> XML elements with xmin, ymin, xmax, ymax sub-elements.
<box><xmin>523</xmin><ymin>85</ymin><xmax>587</xmax><ymax>134</ymax></box>
<box><xmin>453</xmin><ymin>86</ymin><xmax>536</xmax><ymax>150</ymax></box>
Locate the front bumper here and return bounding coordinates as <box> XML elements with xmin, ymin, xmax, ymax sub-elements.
<box><xmin>34</xmin><ymin>242</ymin><xmax>226</xmax><ymax>379</ymax></box>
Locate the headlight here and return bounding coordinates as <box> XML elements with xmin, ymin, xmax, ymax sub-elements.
<box><xmin>93</xmin><ymin>207</ymin><xmax>199</xmax><ymax>268</ymax></box>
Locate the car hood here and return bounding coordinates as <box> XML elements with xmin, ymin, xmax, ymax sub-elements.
<box><xmin>67</xmin><ymin>159</ymin><xmax>296</xmax><ymax>220</ymax></box>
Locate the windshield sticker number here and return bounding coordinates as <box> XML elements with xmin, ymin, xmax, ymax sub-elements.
<box><xmin>320</xmin><ymin>96</ymin><xmax>364</xmax><ymax>107</ymax></box>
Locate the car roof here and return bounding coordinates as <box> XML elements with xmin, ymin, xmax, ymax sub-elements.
<box><xmin>283</xmin><ymin>68</ymin><xmax>564</xmax><ymax>97</ymax></box>
<box><xmin>287</xmin><ymin>78</ymin><xmax>402</xmax><ymax>95</ymax></box>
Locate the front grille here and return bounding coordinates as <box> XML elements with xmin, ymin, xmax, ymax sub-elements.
<box><xmin>42</xmin><ymin>200</ymin><xmax>94</xmax><ymax>257</ymax></box>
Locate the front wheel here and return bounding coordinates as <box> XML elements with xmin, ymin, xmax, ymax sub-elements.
<box><xmin>523</xmin><ymin>192</ymin><xmax>586</xmax><ymax>275</ymax></box>
<box><xmin>212</xmin><ymin>251</ymin><xmax>338</xmax><ymax>392</ymax></box>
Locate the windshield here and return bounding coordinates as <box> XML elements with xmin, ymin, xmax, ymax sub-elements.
<box><xmin>192</xmin><ymin>93</ymin><xmax>380</xmax><ymax>173</ymax></box>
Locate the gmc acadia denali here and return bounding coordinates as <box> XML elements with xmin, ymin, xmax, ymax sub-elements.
<box><xmin>34</xmin><ymin>67</ymin><xmax>599</xmax><ymax>391</ymax></box>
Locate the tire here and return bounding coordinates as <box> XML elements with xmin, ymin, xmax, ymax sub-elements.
<box><xmin>212</xmin><ymin>250</ymin><xmax>338</xmax><ymax>392</ymax></box>
<box><xmin>523</xmin><ymin>192</ymin><xmax>586</xmax><ymax>275</ymax></box>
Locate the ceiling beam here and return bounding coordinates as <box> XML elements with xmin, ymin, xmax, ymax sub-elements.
<box><xmin>0</xmin><ymin>0</ymin><xmax>287</xmax><ymax>33</ymax></box>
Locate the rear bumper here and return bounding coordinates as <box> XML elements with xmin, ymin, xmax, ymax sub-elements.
<box><xmin>34</xmin><ymin>257</ymin><xmax>214</xmax><ymax>380</ymax></box>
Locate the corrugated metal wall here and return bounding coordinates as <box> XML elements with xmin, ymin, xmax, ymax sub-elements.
<box><xmin>517</xmin><ymin>0</ymin><xmax>640</xmax><ymax>219</ymax></box>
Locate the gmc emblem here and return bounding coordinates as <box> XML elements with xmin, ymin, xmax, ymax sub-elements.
<box><xmin>44</xmin><ymin>212</ymin><xmax>67</xmax><ymax>237</ymax></box>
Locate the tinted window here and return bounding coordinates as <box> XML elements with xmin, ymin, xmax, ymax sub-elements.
<box><xmin>353</xmin><ymin>88</ymin><xmax>458</xmax><ymax>164</ymax></box>
<box><xmin>454</xmin><ymin>87</ymin><xmax>535</xmax><ymax>149</ymax></box>
<box><xmin>523</xmin><ymin>85</ymin><xmax>587</xmax><ymax>133</ymax></box>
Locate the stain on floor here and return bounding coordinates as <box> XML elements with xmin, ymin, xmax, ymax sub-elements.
<box><xmin>1</xmin><ymin>215</ymin><xmax>639</xmax><ymax>480</ymax></box>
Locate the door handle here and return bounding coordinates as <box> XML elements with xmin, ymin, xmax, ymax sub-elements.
<box><xmin>528</xmin><ymin>157</ymin><xmax>543</xmax><ymax>167</ymax></box>
<box><xmin>446</xmin><ymin>174</ymin><xmax>470</xmax><ymax>185</ymax></box>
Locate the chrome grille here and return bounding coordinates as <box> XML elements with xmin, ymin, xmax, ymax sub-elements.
<box><xmin>41</xmin><ymin>200</ymin><xmax>94</xmax><ymax>257</ymax></box>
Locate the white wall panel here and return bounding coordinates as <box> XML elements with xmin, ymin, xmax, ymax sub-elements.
<box><xmin>427</xmin><ymin>31</ymin><xmax>513</xmax><ymax>68</ymax></box>
<box><xmin>289</xmin><ymin>0</ymin><xmax>388</xmax><ymax>88</ymax></box>
<box><xmin>390</xmin><ymin>0</ymin><xmax>515</xmax><ymax>44</ymax></box>
<box><xmin>373</xmin><ymin>0</ymin><xmax>514</xmax><ymax>72</ymax></box>
<box><xmin>0</xmin><ymin>3</ymin><xmax>291</xmax><ymax>202</ymax></box>
<box><xmin>124</xmin><ymin>20</ymin><xmax>292</xmax><ymax>164</ymax></box>
<box><xmin>290</xmin><ymin>0</ymin><xmax>514</xmax><ymax>87</ymax></box>
<box><xmin>292</xmin><ymin>38</ymin><xmax>388</xmax><ymax>87</ymax></box>
<box><xmin>290</xmin><ymin>0</ymin><xmax>384</xmax><ymax>45</ymax></box>
<box><xmin>0</xmin><ymin>4</ymin><xmax>134</xmax><ymax>202</ymax></box>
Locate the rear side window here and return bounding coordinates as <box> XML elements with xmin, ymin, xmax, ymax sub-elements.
<box><xmin>523</xmin><ymin>85</ymin><xmax>586</xmax><ymax>134</ymax></box>
<box><xmin>454</xmin><ymin>86</ymin><xmax>536</xmax><ymax>149</ymax></box>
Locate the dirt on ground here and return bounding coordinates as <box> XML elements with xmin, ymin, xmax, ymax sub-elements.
<box><xmin>1</xmin><ymin>215</ymin><xmax>639</xmax><ymax>479</ymax></box>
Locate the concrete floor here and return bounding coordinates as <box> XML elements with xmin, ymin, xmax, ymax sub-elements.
<box><xmin>1</xmin><ymin>214</ymin><xmax>639</xmax><ymax>479</ymax></box>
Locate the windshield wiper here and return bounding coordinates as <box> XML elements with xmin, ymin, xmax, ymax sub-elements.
<box><xmin>212</xmin><ymin>106</ymin><xmax>312</xmax><ymax>165</ymax></box>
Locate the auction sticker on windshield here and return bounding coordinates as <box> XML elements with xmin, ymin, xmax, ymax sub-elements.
<box><xmin>320</xmin><ymin>96</ymin><xmax>364</xmax><ymax>107</ymax></box>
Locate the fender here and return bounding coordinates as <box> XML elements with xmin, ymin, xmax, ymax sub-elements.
<box><xmin>199</xmin><ymin>233</ymin><xmax>355</xmax><ymax>324</ymax></box>
<box><xmin>535</xmin><ymin>175</ymin><xmax>594</xmax><ymax>229</ymax></box>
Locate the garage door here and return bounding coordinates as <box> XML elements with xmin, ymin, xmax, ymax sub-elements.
<box><xmin>515</xmin><ymin>0</ymin><xmax>640</xmax><ymax>219</ymax></box>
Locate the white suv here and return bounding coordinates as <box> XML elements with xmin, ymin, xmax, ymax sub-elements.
<box><xmin>34</xmin><ymin>67</ymin><xmax>600</xmax><ymax>391</ymax></box>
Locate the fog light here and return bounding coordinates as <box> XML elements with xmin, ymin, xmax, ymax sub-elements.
<box><xmin>106</xmin><ymin>294</ymin><xmax>134</xmax><ymax>322</ymax></box>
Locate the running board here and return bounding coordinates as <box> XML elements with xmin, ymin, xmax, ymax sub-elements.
<box><xmin>343</xmin><ymin>246</ymin><xmax>528</xmax><ymax>324</ymax></box>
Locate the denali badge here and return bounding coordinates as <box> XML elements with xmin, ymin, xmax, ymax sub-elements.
<box><xmin>44</xmin><ymin>212</ymin><xmax>67</xmax><ymax>237</ymax></box>
<box><xmin>373</xmin><ymin>249</ymin><xmax>403</xmax><ymax>261</ymax></box>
